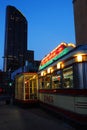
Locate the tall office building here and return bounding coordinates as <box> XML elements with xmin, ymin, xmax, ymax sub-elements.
<box><xmin>73</xmin><ymin>0</ymin><xmax>87</xmax><ymax>45</ymax></box>
<box><xmin>4</xmin><ymin>5</ymin><xmax>27</xmax><ymax>72</ymax></box>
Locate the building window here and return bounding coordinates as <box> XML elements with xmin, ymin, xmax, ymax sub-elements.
<box><xmin>39</xmin><ymin>75</ymin><xmax>51</xmax><ymax>89</ymax></box>
<box><xmin>52</xmin><ymin>71</ymin><xmax>62</xmax><ymax>89</ymax></box>
<box><xmin>39</xmin><ymin>77</ymin><xmax>45</xmax><ymax>89</ymax></box>
<box><xmin>44</xmin><ymin>75</ymin><xmax>51</xmax><ymax>89</ymax></box>
<box><xmin>10</xmin><ymin>15</ymin><xmax>14</xmax><ymax>20</ymax></box>
<box><xmin>63</xmin><ymin>66</ymin><xmax>73</xmax><ymax>88</ymax></box>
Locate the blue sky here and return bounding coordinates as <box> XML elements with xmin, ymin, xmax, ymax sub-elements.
<box><xmin>0</xmin><ymin>0</ymin><xmax>75</xmax><ymax>70</ymax></box>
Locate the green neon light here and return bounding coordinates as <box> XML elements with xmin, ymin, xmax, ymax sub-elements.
<box><xmin>39</xmin><ymin>48</ymin><xmax>69</xmax><ymax>70</ymax></box>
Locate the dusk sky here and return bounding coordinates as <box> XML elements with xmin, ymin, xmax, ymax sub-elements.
<box><xmin>0</xmin><ymin>0</ymin><xmax>75</xmax><ymax>70</ymax></box>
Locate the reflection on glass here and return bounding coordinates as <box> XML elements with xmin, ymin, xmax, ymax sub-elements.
<box><xmin>63</xmin><ymin>66</ymin><xmax>73</xmax><ymax>88</ymax></box>
<box><xmin>44</xmin><ymin>75</ymin><xmax>51</xmax><ymax>89</ymax></box>
<box><xmin>39</xmin><ymin>66</ymin><xmax>73</xmax><ymax>89</ymax></box>
<box><xmin>52</xmin><ymin>71</ymin><xmax>61</xmax><ymax>88</ymax></box>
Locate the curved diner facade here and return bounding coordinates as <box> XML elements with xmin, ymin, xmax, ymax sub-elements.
<box><xmin>38</xmin><ymin>42</ymin><xmax>87</xmax><ymax>125</ymax></box>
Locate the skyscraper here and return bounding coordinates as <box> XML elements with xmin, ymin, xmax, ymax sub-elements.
<box><xmin>73</xmin><ymin>0</ymin><xmax>87</xmax><ymax>45</ymax></box>
<box><xmin>4</xmin><ymin>5</ymin><xmax>27</xmax><ymax>72</ymax></box>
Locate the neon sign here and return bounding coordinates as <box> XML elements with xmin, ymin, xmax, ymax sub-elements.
<box><xmin>39</xmin><ymin>42</ymin><xmax>75</xmax><ymax>70</ymax></box>
<box><xmin>41</xmin><ymin>43</ymin><xmax>66</xmax><ymax>66</ymax></box>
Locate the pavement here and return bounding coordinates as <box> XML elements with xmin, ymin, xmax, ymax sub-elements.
<box><xmin>0</xmin><ymin>103</ymin><xmax>75</xmax><ymax>130</ymax></box>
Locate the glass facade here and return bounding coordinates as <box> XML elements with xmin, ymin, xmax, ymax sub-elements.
<box><xmin>52</xmin><ymin>71</ymin><xmax>62</xmax><ymax>89</ymax></box>
<box><xmin>63</xmin><ymin>66</ymin><xmax>73</xmax><ymax>88</ymax></box>
<box><xmin>4</xmin><ymin>5</ymin><xmax>27</xmax><ymax>72</ymax></box>
<box><xmin>15</xmin><ymin>73</ymin><xmax>38</xmax><ymax>100</ymax></box>
<box><xmin>44</xmin><ymin>75</ymin><xmax>51</xmax><ymax>89</ymax></box>
<box><xmin>39</xmin><ymin>66</ymin><xmax>74</xmax><ymax>89</ymax></box>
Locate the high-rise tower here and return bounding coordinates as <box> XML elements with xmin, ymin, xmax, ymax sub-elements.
<box><xmin>4</xmin><ymin>5</ymin><xmax>27</xmax><ymax>72</ymax></box>
<box><xmin>73</xmin><ymin>0</ymin><xmax>87</xmax><ymax>45</ymax></box>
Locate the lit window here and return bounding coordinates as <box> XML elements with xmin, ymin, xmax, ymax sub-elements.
<box><xmin>52</xmin><ymin>71</ymin><xmax>62</xmax><ymax>89</ymax></box>
<box><xmin>63</xmin><ymin>66</ymin><xmax>73</xmax><ymax>88</ymax></box>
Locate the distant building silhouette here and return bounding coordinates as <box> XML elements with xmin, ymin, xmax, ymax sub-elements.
<box><xmin>73</xmin><ymin>0</ymin><xmax>87</xmax><ymax>45</ymax></box>
<box><xmin>4</xmin><ymin>5</ymin><xmax>27</xmax><ymax>72</ymax></box>
<box><xmin>26</xmin><ymin>50</ymin><xmax>34</xmax><ymax>62</ymax></box>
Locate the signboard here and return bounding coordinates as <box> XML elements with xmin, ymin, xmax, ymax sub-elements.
<box><xmin>39</xmin><ymin>42</ymin><xmax>75</xmax><ymax>70</ymax></box>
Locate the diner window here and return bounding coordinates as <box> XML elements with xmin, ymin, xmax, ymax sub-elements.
<box><xmin>44</xmin><ymin>75</ymin><xmax>51</xmax><ymax>89</ymax></box>
<box><xmin>52</xmin><ymin>71</ymin><xmax>62</xmax><ymax>89</ymax></box>
<box><xmin>63</xmin><ymin>66</ymin><xmax>73</xmax><ymax>88</ymax></box>
<box><xmin>39</xmin><ymin>77</ymin><xmax>45</xmax><ymax>89</ymax></box>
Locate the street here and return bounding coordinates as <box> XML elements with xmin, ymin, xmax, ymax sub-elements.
<box><xmin>0</xmin><ymin>103</ymin><xmax>75</xmax><ymax>130</ymax></box>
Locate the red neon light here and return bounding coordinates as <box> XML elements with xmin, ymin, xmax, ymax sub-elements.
<box><xmin>41</xmin><ymin>44</ymin><xmax>66</xmax><ymax>66</ymax></box>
